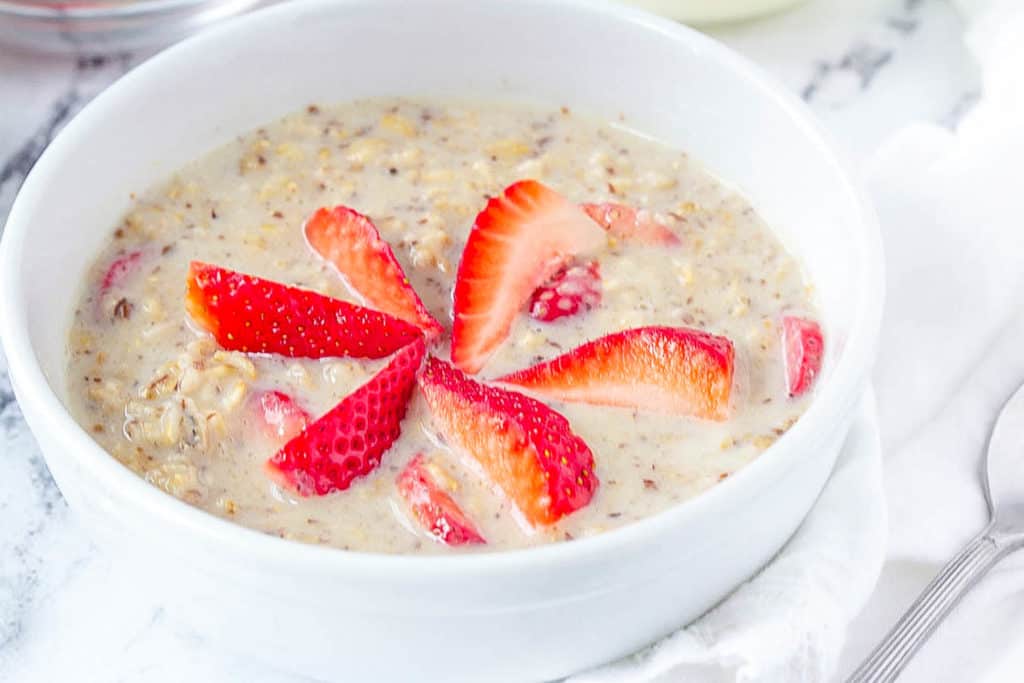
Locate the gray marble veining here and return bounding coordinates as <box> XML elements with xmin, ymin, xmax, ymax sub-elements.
<box><xmin>799</xmin><ymin>0</ymin><xmax>936</xmax><ymax>101</ymax></box>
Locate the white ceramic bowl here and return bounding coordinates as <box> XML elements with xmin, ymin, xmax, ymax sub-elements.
<box><xmin>0</xmin><ymin>1</ymin><xmax>883</xmax><ymax>680</ymax></box>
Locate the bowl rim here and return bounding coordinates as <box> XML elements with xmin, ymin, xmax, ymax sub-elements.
<box><xmin>0</xmin><ymin>0</ymin><xmax>883</xmax><ymax>579</ymax></box>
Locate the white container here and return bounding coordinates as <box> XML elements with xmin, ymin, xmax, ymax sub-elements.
<box><xmin>0</xmin><ymin>1</ymin><xmax>883</xmax><ymax>681</ymax></box>
<box><xmin>619</xmin><ymin>0</ymin><xmax>808</xmax><ymax>24</ymax></box>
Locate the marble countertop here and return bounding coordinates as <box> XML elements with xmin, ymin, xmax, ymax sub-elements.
<box><xmin>0</xmin><ymin>0</ymin><xmax>980</xmax><ymax>680</ymax></box>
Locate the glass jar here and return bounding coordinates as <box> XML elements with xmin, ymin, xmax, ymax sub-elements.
<box><xmin>0</xmin><ymin>0</ymin><xmax>271</xmax><ymax>54</ymax></box>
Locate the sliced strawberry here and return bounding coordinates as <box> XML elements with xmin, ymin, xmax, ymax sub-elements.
<box><xmin>581</xmin><ymin>202</ymin><xmax>680</xmax><ymax>246</ymax></box>
<box><xmin>396</xmin><ymin>453</ymin><xmax>485</xmax><ymax>546</ymax></box>
<box><xmin>451</xmin><ymin>180</ymin><xmax>605</xmax><ymax>373</ymax></box>
<box><xmin>497</xmin><ymin>326</ymin><xmax>734</xmax><ymax>420</ymax></box>
<box><xmin>100</xmin><ymin>250</ymin><xmax>145</xmax><ymax>293</ymax></box>
<box><xmin>251</xmin><ymin>390</ymin><xmax>310</xmax><ymax>442</ymax></box>
<box><xmin>529</xmin><ymin>260</ymin><xmax>602</xmax><ymax>323</ymax></box>
<box><xmin>266</xmin><ymin>338</ymin><xmax>425</xmax><ymax>496</ymax></box>
<box><xmin>782</xmin><ymin>316</ymin><xmax>824</xmax><ymax>397</ymax></box>
<box><xmin>305</xmin><ymin>205</ymin><xmax>443</xmax><ymax>340</ymax></box>
<box><xmin>95</xmin><ymin>249</ymin><xmax>147</xmax><ymax>320</ymax></box>
<box><xmin>185</xmin><ymin>262</ymin><xmax>421</xmax><ymax>360</ymax></box>
<box><xmin>418</xmin><ymin>356</ymin><xmax>597</xmax><ymax>526</ymax></box>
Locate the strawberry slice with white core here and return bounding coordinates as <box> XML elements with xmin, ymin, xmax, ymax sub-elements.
<box><xmin>782</xmin><ymin>316</ymin><xmax>823</xmax><ymax>397</ymax></box>
<box><xmin>251</xmin><ymin>390</ymin><xmax>310</xmax><ymax>442</ymax></box>
<box><xmin>529</xmin><ymin>261</ymin><xmax>602</xmax><ymax>323</ymax></box>
<box><xmin>418</xmin><ymin>356</ymin><xmax>598</xmax><ymax>526</ymax></box>
<box><xmin>186</xmin><ymin>262</ymin><xmax>422</xmax><ymax>360</ymax></box>
<box><xmin>266</xmin><ymin>338</ymin><xmax>426</xmax><ymax>496</ymax></box>
<box><xmin>581</xmin><ymin>202</ymin><xmax>680</xmax><ymax>246</ymax></box>
<box><xmin>498</xmin><ymin>326</ymin><xmax>735</xmax><ymax>420</ymax></box>
<box><xmin>396</xmin><ymin>454</ymin><xmax>485</xmax><ymax>546</ymax></box>
<box><xmin>451</xmin><ymin>180</ymin><xmax>605</xmax><ymax>373</ymax></box>
<box><xmin>305</xmin><ymin>205</ymin><xmax>443</xmax><ymax>340</ymax></box>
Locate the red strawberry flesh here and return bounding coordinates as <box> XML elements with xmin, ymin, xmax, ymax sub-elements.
<box><xmin>581</xmin><ymin>202</ymin><xmax>680</xmax><ymax>246</ymax></box>
<box><xmin>266</xmin><ymin>338</ymin><xmax>426</xmax><ymax>496</ymax></box>
<box><xmin>782</xmin><ymin>316</ymin><xmax>823</xmax><ymax>397</ymax></box>
<box><xmin>451</xmin><ymin>180</ymin><xmax>605</xmax><ymax>373</ymax></box>
<box><xmin>396</xmin><ymin>453</ymin><xmax>485</xmax><ymax>546</ymax></box>
<box><xmin>529</xmin><ymin>261</ymin><xmax>602</xmax><ymax>323</ymax></box>
<box><xmin>185</xmin><ymin>262</ymin><xmax>422</xmax><ymax>360</ymax></box>
<box><xmin>95</xmin><ymin>249</ymin><xmax>147</xmax><ymax>320</ymax></box>
<box><xmin>100</xmin><ymin>250</ymin><xmax>145</xmax><ymax>293</ymax></box>
<box><xmin>305</xmin><ymin>205</ymin><xmax>443</xmax><ymax>340</ymax></box>
<box><xmin>252</xmin><ymin>390</ymin><xmax>310</xmax><ymax>442</ymax></box>
<box><xmin>418</xmin><ymin>356</ymin><xmax>598</xmax><ymax>526</ymax></box>
<box><xmin>498</xmin><ymin>326</ymin><xmax>734</xmax><ymax>420</ymax></box>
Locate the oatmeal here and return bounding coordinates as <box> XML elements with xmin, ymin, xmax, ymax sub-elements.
<box><xmin>66</xmin><ymin>98</ymin><xmax>821</xmax><ymax>554</ymax></box>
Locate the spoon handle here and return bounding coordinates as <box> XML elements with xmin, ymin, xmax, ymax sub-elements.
<box><xmin>847</xmin><ymin>524</ymin><xmax>1008</xmax><ymax>683</ymax></box>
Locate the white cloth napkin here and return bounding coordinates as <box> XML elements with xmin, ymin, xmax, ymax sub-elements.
<box><xmin>577</xmin><ymin>1</ymin><xmax>1024</xmax><ymax>680</ymax></box>
<box><xmin>837</xmin><ymin>2</ymin><xmax>1024</xmax><ymax>681</ymax></box>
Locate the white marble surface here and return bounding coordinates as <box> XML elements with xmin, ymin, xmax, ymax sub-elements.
<box><xmin>0</xmin><ymin>0</ymin><xmax>981</xmax><ymax>681</ymax></box>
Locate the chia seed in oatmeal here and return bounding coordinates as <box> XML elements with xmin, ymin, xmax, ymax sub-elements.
<box><xmin>67</xmin><ymin>98</ymin><xmax>821</xmax><ymax>554</ymax></box>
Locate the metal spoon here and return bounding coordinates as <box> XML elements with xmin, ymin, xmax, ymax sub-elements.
<box><xmin>848</xmin><ymin>383</ymin><xmax>1024</xmax><ymax>682</ymax></box>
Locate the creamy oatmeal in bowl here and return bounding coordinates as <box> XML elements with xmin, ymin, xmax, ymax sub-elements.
<box><xmin>66</xmin><ymin>98</ymin><xmax>824</xmax><ymax>554</ymax></box>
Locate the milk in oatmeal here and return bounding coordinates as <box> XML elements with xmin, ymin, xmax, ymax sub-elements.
<box><xmin>67</xmin><ymin>98</ymin><xmax>817</xmax><ymax>554</ymax></box>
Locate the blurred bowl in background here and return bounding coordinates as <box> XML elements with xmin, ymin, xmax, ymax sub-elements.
<box><xmin>1</xmin><ymin>0</ymin><xmax>810</xmax><ymax>55</ymax></box>
<box><xmin>0</xmin><ymin>0</ymin><xmax>272</xmax><ymax>54</ymax></box>
<box><xmin>617</xmin><ymin>0</ymin><xmax>809</xmax><ymax>24</ymax></box>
